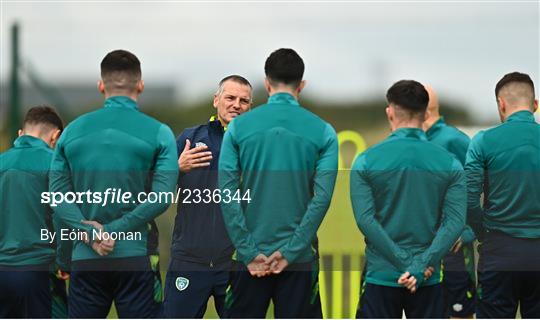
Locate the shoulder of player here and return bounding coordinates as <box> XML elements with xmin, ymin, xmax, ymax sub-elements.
<box><xmin>468</xmin><ymin>125</ymin><xmax>498</xmax><ymax>150</ymax></box>
<box><xmin>62</xmin><ymin>109</ymin><xmax>101</xmax><ymax>129</ymax></box>
<box><xmin>1</xmin><ymin>146</ymin><xmax>52</xmax><ymax>170</ymax></box>
<box><xmin>0</xmin><ymin>147</ymin><xmax>16</xmax><ymax>159</ymax></box>
<box><xmin>241</xmin><ymin>101</ymin><xmax>322</xmax><ymax>120</ymax></box>
<box><xmin>440</xmin><ymin>123</ymin><xmax>470</xmax><ymax>140</ymax></box>
<box><xmin>136</xmin><ymin>111</ymin><xmax>173</xmax><ymax>131</ymax></box>
<box><xmin>353</xmin><ymin>138</ymin><xmax>392</xmax><ymax>166</ymax></box>
<box><xmin>366</xmin><ymin>136</ymin><xmax>456</xmax><ymax>162</ymax></box>
<box><xmin>0</xmin><ymin>149</ymin><xmax>13</xmax><ymax>169</ymax></box>
<box><xmin>419</xmin><ymin>136</ymin><xmax>458</xmax><ymax>154</ymax></box>
<box><xmin>64</xmin><ymin>106</ymin><xmax>163</xmax><ymax>130</ymax></box>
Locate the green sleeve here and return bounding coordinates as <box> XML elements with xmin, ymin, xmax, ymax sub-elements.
<box><xmin>350</xmin><ymin>154</ymin><xmax>412</xmax><ymax>271</ymax></box>
<box><xmin>450</xmin><ymin>135</ymin><xmax>476</xmax><ymax>243</ymax></box>
<box><xmin>460</xmin><ymin>225</ymin><xmax>476</xmax><ymax>244</ymax></box>
<box><xmin>104</xmin><ymin>124</ymin><xmax>178</xmax><ymax>233</ymax></box>
<box><xmin>49</xmin><ymin>128</ymin><xmax>93</xmax><ymax>234</ymax></box>
<box><xmin>218</xmin><ymin>121</ymin><xmax>260</xmax><ymax>265</ymax></box>
<box><xmin>464</xmin><ymin>132</ymin><xmax>486</xmax><ymax>239</ymax></box>
<box><xmin>407</xmin><ymin>158</ymin><xmax>466</xmax><ymax>285</ymax></box>
<box><xmin>53</xmin><ymin>214</ymin><xmax>72</xmax><ymax>271</ymax></box>
<box><xmin>280</xmin><ymin>123</ymin><xmax>338</xmax><ymax>263</ymax></box>
<box><xmin>449</xmin><ymin>134</ymin><xmax>470</xmax><ymax>166</ymax></box>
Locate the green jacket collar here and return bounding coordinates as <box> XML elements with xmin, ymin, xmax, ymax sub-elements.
<box><xmin>425</xmin><ymin>117</ymin><xmax>446</xmax><ymax>137</ymax></box>
<box><xmin>13</xmin><ymin>135</ymin><xmax>50</xmax><ymax>149</ymax></box>
<box><xmin>103</xmin><ymin>96</ymin><xmax>139</xmax><ymax>111</ymax></box>
<box><xmin>390</xmin><ymin>127</ymin><xmax>428</xmax><ymax>141</ymax></box>
<box><xmin>268</xmin><ymin>92</ymin><xmax>300</xmax><ymax>106</ymax></box>
<box><xmin>506</xmin><ymin>110</ymin><xmax>535</xmax><ymax>123</ymax></box>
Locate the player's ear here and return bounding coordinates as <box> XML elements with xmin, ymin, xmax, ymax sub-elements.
<box><xmin>137</xmin><ymin>80</ymin><xmax>145</xmax><ymax>94</ymax></box>
<box><xmin>18</xmin><ymin>129</ymin><xmax>23</xmax><ymax>137</ymax></box>
<box><xmin>297</xmin><ymin>80</ymin><xmax>306</xmax><ymax>95</ymax></box>
<box><xmin>97</xmin><ymin>80</ymin><xmax>106</xmax><ymax>95</ymax></box>
<box><xmin>49</xmin><ymin>129</ymin><xmax>61</xmax><ymax>149</ymax></box>
<box><xmin>386</xmin><ymin>106</ymin><xmax>393</xmax><ymax>121</ymax></box>
<box><xmin>533</xmin><ymin>99</ymin><xmax>538</xmax><ymax>113</ymax></box>
<box><xmin>386</xmin><ymin>106</ymin><xmax>395</xmax><ymax>131</ymax></box>
<box><xmin>497</xmin><ymin>96</ymin><xmax>506</xmax><ymax>121</ymax></box>
<box><xmin>424</xmin><ymin>109</ymin><xmax>430</xmax><ymax>122</ymax></box>
<box><xmin>264</xmin><ymin>78</ymin><xmax>272</xmax><ymax>95</ymax></box>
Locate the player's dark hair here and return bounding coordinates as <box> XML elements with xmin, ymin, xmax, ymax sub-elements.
<box><xmin>264</xmin><ymin>48</ymin><xmax>304</xmax><ymax>88</ymax></box>
<box><xmin>386</xmin><ymin>80</ymin><xmax>429</xmax><ymax>117</ymax></box>
<box><xmin>100</xmin><ymin>50</ymin><xmax>141</xmax><ymax>91</ymax></box>
<box><xmin>23</xmin><ymin>105</ymin><xmax>64</xmax><ymax>132</ymax></box>
<box><xmin>495</xmin><ymin>72</ymin><xmax>535</xmax><ymax>98</ymax></box>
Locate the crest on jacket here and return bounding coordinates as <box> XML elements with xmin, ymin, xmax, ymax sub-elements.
<box><xmin>175</xmin><ymin>277</ymin><xmax>189</xmax><ymax>291</ymax></box>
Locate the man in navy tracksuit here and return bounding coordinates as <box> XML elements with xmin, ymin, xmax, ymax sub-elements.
<box><xmin>163</xmin><ymin>75</ymin><xmax>253</xmax><ymax>318</ymax></box>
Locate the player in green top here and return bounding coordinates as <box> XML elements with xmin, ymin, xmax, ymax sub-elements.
<box><xmin>351</xmin><ymin>80</ymin><xmax>466</xmax><ymax>318</ymax></box>
<box><xmin>49</xmin><ymin>50</ymin><xmax>178</xmax><ymax>318</ymax></box>
<box><xmin>0</xmin><ymin>106</ymin><xmax>69</xmax><ymax>318</ymax></box>
<box><xmin>219</xmin><ymin>48</ymin><xmax>338</xmax><ymax>318</ymax></box>
<box><xmin>465</xmin><ymin>72</ymin><xmax>540</xmax><ymax>318</ymax></box>
<box><xmin>423</xmin><ymin>85</ymin><xmax>476</xmax><ymax>318</ymax></box>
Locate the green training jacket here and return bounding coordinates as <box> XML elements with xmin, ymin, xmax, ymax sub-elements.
<box><xmin>218</xmin><ymin>93</ymin><xmax>338</xmax><ymax>265</ymax></box>
<box><xmin>351</xmin><ymin>128</ymin><xmax>466</xmax><ymax>287</ymax></box>
<box><xmin>465</xmin><ymin>110</ymin><xmax>540</xmax><ymax>239</ymax></box>
<box><xmin>49</xmin><ymin>96</ymin><xmax>178</xmax><ymax>261</ymax></box>
<box><xmin>426</xmin><ymin>117</ymin><xmax>475</xmax><ymax>243</ymax></box>
<box><xmin>0</xmin><ymin>135</ymin><xmax>70</xmax><ymax>269</ymax></box>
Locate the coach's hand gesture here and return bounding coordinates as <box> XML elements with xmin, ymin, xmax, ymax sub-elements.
<box><xmin>178</xmin><ymin>139</ymin><xmax>213</xmax><ymax>173</ymax></box>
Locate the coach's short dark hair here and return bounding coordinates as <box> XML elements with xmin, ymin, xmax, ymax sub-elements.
<box><xmin>386</xmin><ymin>80</ymin><xmax>429</xmax><ymax>116</ymax></box>
<box><xmin>23</xmin><ymin>105</ymin><xmax>64</xmax><ymax>132</ymax></box>
<box><xmin>264</xmin><ymin>48</ymin><xmax>304</xmax><ymax>88</ymax></box>
<box><xmin>100</xmin><ymin>50</ymin><xmax>141</xmax><ymax>91</ymax></box>
<box><xmin>495</xmin><ymin>72</ymin><xmax>535</xmax><ymax>99</ymax></box>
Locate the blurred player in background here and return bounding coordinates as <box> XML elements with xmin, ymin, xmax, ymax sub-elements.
<box><xmin>163</xmin><ymin>75</ymin><xmax>253</xmax><ymax>318</ymax></box>
<box><xmin>0</xmin><ymin>106</ymin><xmax>69</xmax><ymax>318</ymax></box>
<box><xmin>219</xmin><ymin>48</ymin><xmax>338</xmax><ymax>318</ymax></box>
<box><xmin>465</xmin><ymin>72</ymin><xmax>540</xmax><ymax>318</ymax></box>
<box><xmin>423</xmin><ymin>85</ymin><xmax>476</xmax><ymax>318</ymax></box>
<box><xmin>49</xmin><ymin>50</ymin><xmax>178</xmax><ymax>318</ymax></box>
<box><xmin>351</xmin><ymin>80</ymin><xmax>466</xmax><ymax>318</ymax></box>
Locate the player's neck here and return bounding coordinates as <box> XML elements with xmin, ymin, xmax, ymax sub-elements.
<box><xmin>104</xmin><ymin>92</ymin><xmax>139</xmax><ymax>102</ymax></box>
<box><xmin>18</xmin><ymin>130</ymin><xmax>52</xmax><ymax>147</ymax></box>
<box><xmin>504</xmin><ymin>106</ymin><xmax>533</xmax><ymax>120</ymax></box>
<box><xmin>268</xmin><ymin>88</ymin><xmax>299</xmax><ymax>100</ymax></box>
<box><xmin>422</xmin><ymin>115</ymin><xmax>441</xmax><ymax>131</ymax></box>
<box><xmin>392</xmin><ymin>120</ymin><xmax>423</xmax><ymax>132</ymax></box>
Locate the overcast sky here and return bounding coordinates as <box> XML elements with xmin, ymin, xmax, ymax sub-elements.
<box><xmin>1</xmin><ymin>1</ymin><xmax>538</xmax><ymax>121</ymax></box>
